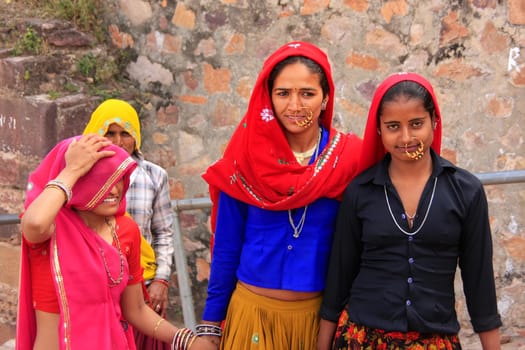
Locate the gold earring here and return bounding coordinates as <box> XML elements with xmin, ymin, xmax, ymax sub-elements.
<box><xmin>405</xmin><ymin>138</ymin><xmax>424</xmax><ymax>160</ymax></box>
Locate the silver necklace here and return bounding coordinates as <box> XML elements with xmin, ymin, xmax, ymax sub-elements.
<box><xmin>289</xmin><ymin>207</ymin><xmax>308</xmax><ymax>238</ymax></box>
<box><xmin>288</xmin><ymin>128</ymin><xmax>322</xmax><ymax>238</ymax></box>
<box><xmin>384</xmin><ymin>177</ymin><xmax>438</xmax><ymax>236</ymax></box>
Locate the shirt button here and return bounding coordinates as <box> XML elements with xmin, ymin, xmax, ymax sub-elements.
<box><xmin>407</xmin><ymin>277</ymin><xmax>413</xmax><ymax>283</ymax></box>
<box><xmin>287</xmin><ymin>245</ymin><xmax>293</xmax><ymax>250</ymax></box>
<box><xmin>408</xmin><ymin>257</ymin><xmax>414</xmax><ymax>264</ymax></box>
<box><xmin>408</xmin><ymin>236</ymin><xmax>414</xmax><ymax>241</ymax></box>
<box><xmin>406</xmin><ymin>300</ymin><xmax>411</xmax><ymax>306</ymax></box>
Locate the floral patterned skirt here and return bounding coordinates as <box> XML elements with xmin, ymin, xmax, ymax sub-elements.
<box><xmin>333</xmin><ymin>309</ymin><xmax>462</xmax><ymax>350</ymax></box>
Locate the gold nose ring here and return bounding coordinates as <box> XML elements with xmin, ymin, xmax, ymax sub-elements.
<box><xmin>405</xmin><ymin>138</ymin><xmax>424</xmax><ymax>160</ymax></box>
<box><xmin>294</xmin><ymin>107</ymin><xmax>313</xmax><ymax>128</ymax></box>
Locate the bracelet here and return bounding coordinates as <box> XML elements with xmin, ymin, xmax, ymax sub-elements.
<box><xmin>195</xmin><ymin>323</ymin><xmax>222</xmax><ymax>337</ymax></box>
<box><xmin>45</xmin><ymin>179</ymin><xmax>72</xmax><ymax>203</ymax></box>
<box><xmin>153</xmin><ymin>318</ymin><xmax>165</xmax><ymax>339</ymax></box>
<box><xmin>187</xmin><ymin>335</ymin><xmax>197</xmax><ymax>349</ymax></box>
<box><xmin>154</xmin><ymin>279</ymin><xmax>170</xmax><ymax>288</ymax></box>
<box><xmin>45</xmin><ymin>184</ymin><xmax>67</xmax><ymax>202</ymax></box>
<box><xmin>171</xmin><ymin>327</ymin><xmax>196</xmax><ymax>350</ymax></box>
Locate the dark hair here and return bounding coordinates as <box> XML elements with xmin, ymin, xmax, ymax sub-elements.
<box><xmin>267</xmin><ymin>56</ymin><xmax>330</xmax><ymax>98</ymax></box>
<box><xmin>377</xmin><ymin>80</ymin><xmax>436</xmax><ymax>122</ymax></box>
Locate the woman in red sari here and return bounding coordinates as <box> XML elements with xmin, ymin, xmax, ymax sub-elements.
<box><xmin>199</xmin><ymin>41</ymin><xmax>363</xmax><ymax>349</ymax></box>
<box><xmin>16</xmin><ymin>134</ymin><xmax>208</xmax><ymax>350</ymax></box>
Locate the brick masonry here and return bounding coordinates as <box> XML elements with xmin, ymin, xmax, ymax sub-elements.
<box><xmin>0</xmin><ymin>0</ymin><xmax>524</xmax><ymax>346</ymax></box>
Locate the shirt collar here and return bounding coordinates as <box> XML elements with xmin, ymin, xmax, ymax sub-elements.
<box><xmin>358</xmin><ymin>148</ymin><xmax>457</xmax><ymax>187</ymax></box>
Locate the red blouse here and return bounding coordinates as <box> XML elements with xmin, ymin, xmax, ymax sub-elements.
<box><xmin>26</xmin><ymin>215</ymin><xmax>143</xmax><ymax>313</ymax></box>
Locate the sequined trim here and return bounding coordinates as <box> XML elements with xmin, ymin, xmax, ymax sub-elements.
<box><xmin>237</xmin><ymin>173</ymin><xmax>264</xmax><ymax>203</ymax></box>
<box><xmin>101</xmin><ymin>118</ymin><xmax>139</xmax><ymax>144</ymax></box>
<box><xmin>85</xmin><ymin>157</ymin><xmax>135</xmax><ymax>209</ymax></box>
<box><xmin>232</xmin><ymin>131</ymin><xmax>343</xmax><ymax>205</ymax></box>
<box><xmin>52</xmin><ymin>235</ymin><xmax>71</xmax><ymax>350</ymax></box>
<box><xmin>313</xmin><ymin>131</ymin><xmax>340</xmax><ymax>176</ymax></box>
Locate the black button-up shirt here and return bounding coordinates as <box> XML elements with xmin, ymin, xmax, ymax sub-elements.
<box><xmin>320</xmin><ymin>150</ymin><xmax>502</xmax><ymax>334</ymax></box>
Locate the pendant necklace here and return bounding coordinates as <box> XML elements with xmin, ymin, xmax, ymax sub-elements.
<box><xmin>288</xmin><ymin>128</ymin><xmax>322</xmax><ymax>238</ymax></box>
<box><xmin>404</xmin><ymin>212</ymin><xmax>416</xmax><ymax>229</ymax></box>
<box><xmin>98</xmin><ymin>217</ymin><xmax>125</xmax><ymax>286</ymax></box>
<box><xmin>384</xmin><ymin>177</ymin><xmax>438</xmax><ymax>236</ymax></box>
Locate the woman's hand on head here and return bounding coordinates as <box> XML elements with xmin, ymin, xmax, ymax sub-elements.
<box><xmin>64</xmin><ymin>134</ymin><xmax>116</xmax><ymax>178</ymax></box>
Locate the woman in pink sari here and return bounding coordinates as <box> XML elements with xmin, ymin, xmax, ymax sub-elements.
<box><xmin>16</xmin><ymin>134</ymin><xmax>208</xmax><ymax>350</ymax></box>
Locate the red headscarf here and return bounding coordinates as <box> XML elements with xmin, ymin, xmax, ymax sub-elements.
<box><xmin>203</xmin><ymin>41</ymin><xmax>362</xmax><ymax>233</ymax></box>
<box><xmin>358</xmin><ymin>72</ymin><xmax>442</xmax><ymax>173</ymax></box>
<box><xmin>17</xmin><ymin>137</ymin><xmax>137</xmax><ymax>350</ymax></box>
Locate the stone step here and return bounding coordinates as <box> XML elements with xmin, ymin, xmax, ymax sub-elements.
<box><xmin>0</xmin><ymin>16</ymin><xmax>96</xmax><ymax>96</ymax></box>
<box><xmin>0</xmin><ymin>93</ymin><xmax>100</xmax><ymax>188</ymax></box>
<box><xmin>0</xmin><ymin>54</ymin><xmax>78</xmax><ymax>95</ymax></box>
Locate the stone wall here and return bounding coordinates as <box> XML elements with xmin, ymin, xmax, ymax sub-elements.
<box><xmin>1</xmin><ymin>0</ymin><xmax>524</xmax><ymax>345</ymax></box>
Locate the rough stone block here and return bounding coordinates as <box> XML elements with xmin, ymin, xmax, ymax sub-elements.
<box><xmin>54</xmin><ymin>94</ymin><xmax>100</xmax><ymax>139</ymax></box>
<box><xmin>0</xmin><ymin>95</ymin><xmax>56</xmax><ymax>157</ymax></box>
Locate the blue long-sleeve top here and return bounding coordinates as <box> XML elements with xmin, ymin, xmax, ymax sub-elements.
<box><xmin>202</xmin><ymin>193</ymin><xmax>339</xmax><ymax>322</ymax></box>
<box><xmin>202</xmin><ymin>128</ymin><xmax>340</xmax><ymax>322</ymax></box>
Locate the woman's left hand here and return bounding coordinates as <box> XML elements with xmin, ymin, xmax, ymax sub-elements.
<box><xmin>148</xmin><ymin>280</ymin><xmax>169</xmax><ymax>317</ymax></box>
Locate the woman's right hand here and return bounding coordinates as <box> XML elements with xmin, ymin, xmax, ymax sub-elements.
<box><xmin>63</xmin><ymin>134</ymin><xmax>115</xmax><ymax>180</ymax></box>
<box><xmin>189</xmin><ymin>336</ymin><xmax>220</xmax><ymax>350</ymax></box>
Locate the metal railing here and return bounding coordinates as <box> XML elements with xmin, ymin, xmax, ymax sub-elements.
<box><xmin>2</xmin><ymin>168</ymin><xmax>525</xmax><ymax>329</ymax></box>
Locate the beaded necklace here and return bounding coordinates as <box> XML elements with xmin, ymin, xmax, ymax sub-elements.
<box><xmin>98</xmin><ymin>217</ymin><xmax>125</xmax><ymax>287</ymax></box>
<box><xmin>384</xmin><ymin>177</ymin><xmax>438</xmax><ymax>236</ymax></box>
<box><xmin>292</xmin><ymin>144</ymin><xmax>318</xmax><ymax>164</ymax></box>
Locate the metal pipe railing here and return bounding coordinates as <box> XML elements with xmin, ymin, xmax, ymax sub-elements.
<box><xmin>171</xmin><ymin>209</ymin><xmax>197</xmax><ymax>329</ymax></box>
<box><xmin>474</xmin><ymin>169</ymin><xmax>525</xmax><ymax>185</ymax></box>
<box><xmin>3</xmin><ymin>169</ymin><xmax>524</xmax><ymax>227</ymax></box>
<box><xmin>2</xmin><ymin>168</ymin><xmax>525</xmax><ymax>328</ymax></box>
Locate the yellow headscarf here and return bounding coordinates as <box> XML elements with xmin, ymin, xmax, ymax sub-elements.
<box><xmin>86</xmin><ymin>100</ymin><xmax>157</xmax><ymax>280</ymax></box>
<box><xmin>83</xmin><ymin>99</ymin><xmax>142</xmax><ymax>151</ymax></box>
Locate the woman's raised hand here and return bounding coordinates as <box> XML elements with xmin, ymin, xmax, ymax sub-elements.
<box><xmin>64</xmin><ymin>134</ymin><xmax>116</xmax><ymax>178</ymax></box>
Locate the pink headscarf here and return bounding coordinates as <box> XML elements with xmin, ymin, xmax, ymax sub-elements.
<box><xmin>17</xmin><ymin>136</ymin><xmax>137</xmax><ymax>350</ymax></box>
<box><xmin>358</xmin><ymin>72</ymin><xmax>442</xmax><ymax>173</ymax></box>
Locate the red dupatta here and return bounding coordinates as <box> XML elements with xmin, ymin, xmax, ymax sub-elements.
<box><xmin>203</xmin><ymin>41</ymin><xmax>362</xmax><ymax>235</ymax></box>
<box><xmin>358</xmin><ymin>72</ymin><xmax>442</xmax><ymax>173</ymax></box>
<box><xmin>17</xmin><ymin>137</ymin><xmax>137</xmax><ymax>350</ymax></box>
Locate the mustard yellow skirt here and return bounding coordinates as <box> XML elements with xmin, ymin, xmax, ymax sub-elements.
<box><xmin>220</xmin><ymin>283</ymin><xmax>322</xmax><ymax>350</ymax></box>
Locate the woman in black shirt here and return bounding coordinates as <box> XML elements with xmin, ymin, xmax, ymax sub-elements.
<box><xmin>318</xmin><ymin>72</ymin><xmax>502</xmax><ymax>349</ymax></box>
